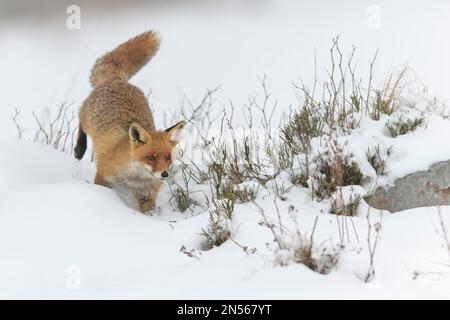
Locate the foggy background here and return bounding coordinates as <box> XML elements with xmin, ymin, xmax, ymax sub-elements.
<box><xmin>1</xmin><ymin>0</ymin><xmax>449</xmax><ymax>133</ymax></box>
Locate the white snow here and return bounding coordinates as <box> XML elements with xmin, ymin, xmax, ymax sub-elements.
<box><xmin>1</xmin><ymin>138</ymin><xmax>450</xmax><ymax>299</ymax></box>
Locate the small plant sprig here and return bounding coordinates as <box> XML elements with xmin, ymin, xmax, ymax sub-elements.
<box><xmin>169</xmin><ymin>164</ymin><xmax>200</xmax><ymax>213</ymax></box>
<box><xmin>386</xmin><ymin>115</ymin><xmax>425</xmax><ymax>138</ymax></box>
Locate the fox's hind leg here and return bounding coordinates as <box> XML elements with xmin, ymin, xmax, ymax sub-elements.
<box><xmin>94</xmin><ymin>172</ymin><xmax>109</xmax><ymax>187</ymax></box>
<box><xmin>74</xmin><ymin>122</ymin><xmax>87</xmax><ymax>160</ymax></box>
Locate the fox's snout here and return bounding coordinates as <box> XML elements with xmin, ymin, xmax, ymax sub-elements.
<box><xmin>161</xmin><ymin>170</ymin><xmax>169</xmax><ymax>178</ymax></box>
<box><xmin>149</xmin><ymin>168</ymin><xmax>171</xmax><ymax>180</ymax></box>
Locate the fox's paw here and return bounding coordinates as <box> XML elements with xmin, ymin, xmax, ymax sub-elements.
<box><xmin>138</xmin><ymin>199</ymin><xmax>157</xmax><ymax>215</ymax></box>
<box><xmin>142</xmin><ymin>208</ymin><xmax>162</xmax><ymax>217</ymax></box>
<box><xmin>141</xmin><ymin>208</ymin><xmax>156</xmax><ymax>216</ymax></box>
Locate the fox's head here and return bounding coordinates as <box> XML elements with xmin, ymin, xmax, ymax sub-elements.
<box><xmin>128</xmin><ymin>121</ymin><xmax>185</xmax><ymax>181</ymax></box>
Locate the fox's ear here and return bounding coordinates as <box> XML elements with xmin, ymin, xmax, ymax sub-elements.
<box><xmin>165</xmin><ymin>121</ymin><xmax>185</xmax><ymax>143</ymax></box>
<box><xmin>129</xmin><ymin>122</ymin><xmax>150</xmax><ymax>144</ymax></box>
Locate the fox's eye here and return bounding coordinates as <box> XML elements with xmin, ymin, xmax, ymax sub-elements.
<box><xmin>165</xmin><ymin>154</ymin><xmax>172</xmax><ymax>161</ymax></box>
<box><xmin>147</xmin><ymin>155</ymin><xmax>156</xmax><ymax>161</ymax></box>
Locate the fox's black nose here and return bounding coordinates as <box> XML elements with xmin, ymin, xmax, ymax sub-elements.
<box><xmin>161</xmin><ymin>171</ymin><xmax>169</xmax><ymax>178</ymax></box>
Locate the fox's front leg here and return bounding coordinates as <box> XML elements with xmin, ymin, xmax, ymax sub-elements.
<box><xmin>138</xmin><ymin>197</ymin><xmax>156</xmax><ymax>214</ymax></box>
<box><xmin>137</xmin><ymin>182</ymin><xmax>162</xmax><ymax>214</ymax></box>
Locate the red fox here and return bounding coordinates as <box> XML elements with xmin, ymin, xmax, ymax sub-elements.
<box><xmin>74</xmin><ymin>31</ymin><xmax>185</xmax><ymax>213</ymax></box>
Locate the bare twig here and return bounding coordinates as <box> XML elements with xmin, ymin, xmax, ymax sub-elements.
<box><xmin>365</xmin><ymin>208</ymin><xmax>382</xmax><ymax>282</ymax></box>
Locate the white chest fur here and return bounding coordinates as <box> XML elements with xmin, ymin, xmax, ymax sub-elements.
<box><xmin>106</xmin><ymin>161</ymin><xmax>160</xmax><ymax>202</ymax></box>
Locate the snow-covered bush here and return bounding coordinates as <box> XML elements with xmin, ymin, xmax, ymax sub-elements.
<box><xmin>200</xmin><ymin>198</ymin><xmax>235</xmax><ymax>249</ymax></box>
<box><xmin>313</xmin><ymin>154</ymin><xmax>364</xmax><ymax>201</ymax></box>
<box><xmin>255</xmin><ymin>202</ymin><xmax>342</xmax><ymax>274</ymax></box>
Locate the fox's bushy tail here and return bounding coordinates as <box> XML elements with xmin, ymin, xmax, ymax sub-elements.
<box><xmin>90</xmin><ymin>31</ymin><xmax>161</xmax><ymax>87</ymax></box>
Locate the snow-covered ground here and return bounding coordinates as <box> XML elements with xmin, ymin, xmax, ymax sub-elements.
<box><xmin>1</xmin><ymin>138</ymin><xmax>450</xmax><ymax>299</ymax></box>
<box><xmin>1</xmin><ymin>0</ymin><xmax>450</xmax><ymax>299</ymax></box>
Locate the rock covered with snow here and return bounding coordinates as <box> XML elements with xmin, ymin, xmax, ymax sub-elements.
<box><xmin>366</xmin><ymin>160</ymin><xmax>450</xmax><ymax>212</ymax></box>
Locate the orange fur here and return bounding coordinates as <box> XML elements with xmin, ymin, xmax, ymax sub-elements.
<box><xmin>74</xmin><ymin>31</ymin><xmax>185</xmax><ymax>214</ymax></box>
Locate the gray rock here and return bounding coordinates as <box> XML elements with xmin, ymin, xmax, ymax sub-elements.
<box><xmin>365</xmin><ymin>160</ymin><xmax>450</xmax><ymax>213</ymax></box>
